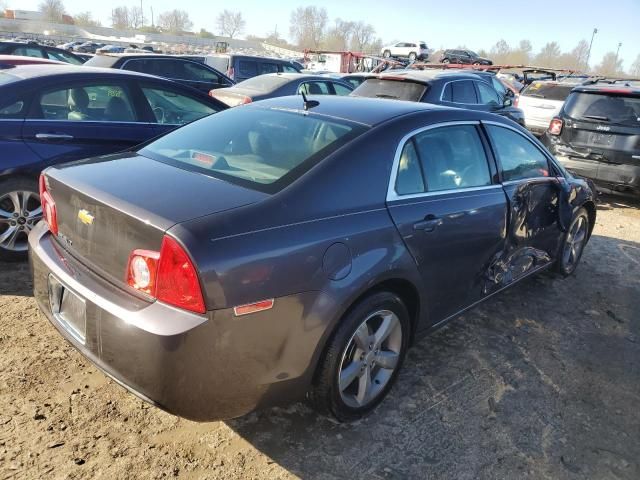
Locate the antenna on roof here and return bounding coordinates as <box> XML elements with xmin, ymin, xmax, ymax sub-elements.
<box><xmin>301</xmin><ymin>90</ymin><xmax>319</xmax><ymax>111</ymax></box>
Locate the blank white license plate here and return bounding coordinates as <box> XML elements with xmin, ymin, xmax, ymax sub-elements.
<box><xmin>48</xmin><ymin>275</ymin><xmax>86</xmax><ymax>344</ymax></box>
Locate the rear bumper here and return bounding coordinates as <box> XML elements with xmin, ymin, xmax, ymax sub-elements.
<box><xmin>29</xmin><ymin>222</ymin><xmax>325</xmax><ymax>421</ymax></box>
<box><xmin>555</xmin><ymin>155</ymin><xmax>640</xmax><ymax>194</ymax></box>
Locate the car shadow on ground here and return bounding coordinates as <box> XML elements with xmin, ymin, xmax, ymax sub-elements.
<box><xmin>226</xmin><ymin>234</ymin><xmax>640</xmax><ymax>480</ymax></box>
<box><xmin>0</xmin><ymin>260</ymin><xmax>32</xmax><ymax>297</ymax></box>
<box><xmin>597</xmin><ymin>193</ymin><xmax>640</xmax><ymax>211</ymax></box>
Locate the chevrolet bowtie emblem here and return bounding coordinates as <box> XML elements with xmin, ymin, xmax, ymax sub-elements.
<box><xmin>78</xmin><ymin>209</ymin><xmax>94</xmax><ymax>225</ymax></box>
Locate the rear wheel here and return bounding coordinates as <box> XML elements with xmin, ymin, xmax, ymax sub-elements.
<box><xmin>311</xmin><ymin>291</ymin><xmax>410</xmax><ymax>422</ymax></box>
<box><xmin>383</xmin><ymin>50</ymin><xmax>391</xmax><ymax>59</ymax></box>
<box><xmin>472</xmin><ymin>61</ymin><xmax>481</xmax><ymax>66</ymax></box>
<box><xmin>442</xmin><ymin>58</ymin><xmax>450</xmax><ymax>64</ymax></box>
<box><xmin>0</xmin><ymin>178</ymin><xmax>41</xmax><ymax>261</ymax></box>
<box><xmin>555</xmin><ymin>207</ymin><xmax>589</xmax><ymax>276</ymax></box>
<box><xmin>408</xmin><ymin>52</ymin><xmax>417</xmax><ymax>61</ymax></box>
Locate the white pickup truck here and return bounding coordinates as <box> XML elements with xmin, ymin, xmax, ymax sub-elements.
<box><xmin>519</xmin><ymin>81</ymin><xmax>579</xmax><ymax>135</ymax></box>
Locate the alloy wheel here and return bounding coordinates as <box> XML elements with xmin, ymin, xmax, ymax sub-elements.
<box><xmin>0</xmin><ymin>190</ymin><xmax>42</xmax><ymax>252</ymax></box>
<box><xmin>338</xmin><ymin>309</ymin><xmax>403</xmax><ymax>409</ymax></box>
<box><xmin>562</xmin><ymin>215</ymin><xmax>587</xmax><ymax>270</ymax></box>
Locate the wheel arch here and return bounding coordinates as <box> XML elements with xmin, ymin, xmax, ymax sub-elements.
<box><xmin>582</xmin><ymin>200</ymin><xmax>597</xmax><ymax>239</ymax></box>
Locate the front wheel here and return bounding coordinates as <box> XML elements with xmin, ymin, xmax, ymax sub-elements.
<box><xmin>0</xmin><ymin>177</ymin><xmax>42</xmax><ymax>261</ymax></box>
<box><xmin>310</xmin><ymin>291</ymin><xmax>410</xmax><ymax>422</ymax></box>
<box><xmin>442</xmin><ymin>58</ymin><xmax>450</xmax><ymax>64</ymax></box>
<box><xmin>408</xmin><ymin>52</ymin><xmax>417</xmax><ymax>61</ymax></box>
<box><xmin>555</xmin><ymin>207</ymin><xmax>589</xmax><ymax>276</ymax></box>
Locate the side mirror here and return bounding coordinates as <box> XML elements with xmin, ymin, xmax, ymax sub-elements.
<box><xmin>503</xmin><ymin>97</ymin><xmax>513</xmax><ymax>107</ymax></box>
<box><xmin>505</xmin><ymin>89</ymin><xmax>515</xmax><ymax>98</ymax></box>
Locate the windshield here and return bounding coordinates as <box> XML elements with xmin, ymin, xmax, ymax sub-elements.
<box><xmin>522</xmin><ymin>82</ymin><xmax>575</xmax><ymax>101</ymax></box>
<box><xmin>564</xmin><ymin>92</ymin><xmax>640</xmax><ymax>127</ymax></box>
<box><xmin>352</xmin><ymin>78</ymin><xmax>427</xmax><ymax>101</ymax></box>
<box><xmin>234</xmin><ymin>74</ymin><xmax>290</xmax><ymax>92</ymax></box>
<box><xmin>140</xmin><ymin>107</ymin><xmax>366</xmax><ymax>192</ymax></box>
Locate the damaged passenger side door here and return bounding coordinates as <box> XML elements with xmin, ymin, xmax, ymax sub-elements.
<box><xmin>483</xmin><ymin>122</ymin><xmax>563</xmax><ymax>290</ymax></box>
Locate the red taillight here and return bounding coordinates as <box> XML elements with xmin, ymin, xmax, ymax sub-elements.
<box><xmin>513</xmin><ymin>94</ymin><xmax>519</xmax><ymax>107</ymax></box>
<box><xmin>126</xmin><ymin>236</ymin><xmax>205</xmax><ymax>314</ymax></box>
<box><xmin>239</xmin><ymin>95</ymin><xmax>252</xmax><ymax>105</ymax></box>
<box><xmin>38</xmin><ymin>173</ymin><xmax>58</xmax><ymax>235</ymax></box>
<box><xmin>548</xmin><ymin>117</ymin><xmax>563</xmax><ymax>136</ymax></box>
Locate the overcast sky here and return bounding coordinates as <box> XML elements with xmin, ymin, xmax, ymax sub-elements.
<box><xmin>15</xmin><ymin>0</ymin><xmax>640</xmax><ymax>68</ymax></box>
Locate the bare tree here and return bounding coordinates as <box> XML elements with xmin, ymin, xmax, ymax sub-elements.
<box><xmin>111</xmin><ymin>6</ymin><xmax>130</xmax><ymax>29</ymax></box>
<box><xmin>0</xmin><ymin>1</ymin><xmax>7</xmax><ymax>17</ymax></box>
<box><xmin>630</xmin><ymin>54</ymin><xmax>640</xmax><ymax>77</ymax></box>
<box><xmin>489</xmin><ymin>39</ymin><xmax>511</xmax><ymax>64</ymax></box>
<box><xmin>595</xmin><ymin>51</ymin><xmax>624</xmax><ymax>76</ymax></box>
<box><xmin>74</xmin><ymin>11</ymin><xmax>101</xmax><ymax>27</ymax></box>
<box><xmin>571</xmin><ymin>40</ymin><xmax>590</xmax><ymax>70</ymax></box>
<box><xmin>323</xmin><ymin>18</ymin><xmax>353</xmax><ymax>51</ymax></box>
<box><xmin>350</xmin><ymin>21</ymin><xmax>376</xmax><ymax>52</ymax></box>
<box><xmin>217</xmin><ymin>10</ymin><xmax>245</xmax><ymax>39</ymax></box>
<box><xmin>158</xmin><ymin>9</ymin><xmax>193</xmax><ymax>33</ymax></box>
<box><xmin>289</xmin><ymin>6</ymin><xmax>327</xmax><ymax>49</ymax></box>
<box><xmin>129</xmin><ymin>6</ymin><xmax>144</xmax><ymax>29</ymax></box>
<box><xmin>39</xmin><ymin>0</ymin><xmax>66</xmax><ymax>22</ymax></box>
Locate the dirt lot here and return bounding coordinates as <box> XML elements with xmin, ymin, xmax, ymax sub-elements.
<box><xmin>1</xmin><ymin>195</ymin><xmax>639</xmax><ymax>480</ymax></box>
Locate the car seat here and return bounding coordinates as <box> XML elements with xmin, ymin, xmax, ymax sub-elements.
<box><xmin>68</xmin><ymin>88</ymin><xmax>90</xmax><ymax>121</ymax></box>
<box><xmin>103</xmin><ymin>96</ymin><xmax>134</xmax><ymax>122</ymax></box>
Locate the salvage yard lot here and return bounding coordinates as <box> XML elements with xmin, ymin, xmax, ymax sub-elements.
<box><xmin>1</xmin><ymin>195</ymin><xmax>639</xmax><ymax>480</ymax></box>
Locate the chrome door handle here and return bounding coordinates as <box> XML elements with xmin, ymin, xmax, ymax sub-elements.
<box><xmin>35</xmin><ymin>133</ymin><xmax>74</xmax><ymax>140</ymax></box>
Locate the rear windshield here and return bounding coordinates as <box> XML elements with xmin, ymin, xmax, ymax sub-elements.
<box><xmin>234</xmin><ymin>74</ymin><xmax>290</xmax><ymax>92</ymax></box>
<box><xmin>352</xmin><ymin>78</ymin><xmax>427</xmax><ymax>101</ymax></box>
<box><xmin>83</xmin><ymin>55</ymin><xmax>119</xmax><ymax>68</ymax></box>
<box><xmin>564</xmin><ymin>92</ymin><xmax>640</xmax><ymax>127</ymax></box>
<box><xmin>522</xmin><ymin>82</ymin><xmax>575</xmax><ymax>101</ymax></box>
<box><xmin>139</xmin><ymin>107</ymin><xmax>366</xmax><ymax>193</ymax></box>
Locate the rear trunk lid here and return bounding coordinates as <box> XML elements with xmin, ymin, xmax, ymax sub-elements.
<box><xmin>45</xmin><ymin>153</ymin><xmax>266</xmax><ymax>285</ymax></box>
<box><xmin>210</xmin><ymin>87</ymin><xmax>261</xmax><ymax>107</ymax></box>
<box><xmin>519</xmin><ymin>82</ymin><xmax>575</xmax><ymax>126</ymax></box>
<box><xmin>558</xmin><ymin>90</ymin><xmax>640</xmax><ymax>166</ymax></box>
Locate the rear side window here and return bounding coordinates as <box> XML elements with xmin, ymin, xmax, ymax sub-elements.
<box><xmin>260</xmin><ymin>62</ymin><xmax>278</xmax><ymax>74</ymax></box>
<box><xmin>395</xmin><ymin>141</ymin><xmax>425</xmax><ymax>195</ymax></box>
<box><xmin>352</xmin><ymin>79</ymin><xmax>427</xmax><ymax>101</ymax></box>
<box><xmin>141</xmin><ymin>87</ymin><xmax>219</xmax><ymax>125</ymax></box>
<box><xmin>443</xmin><ymin>81</ymin><xmax>477</xmax><ymax>104</ymax></box>
<box><xmin>332</xmin><ymin>83</ymin><xmax>352</xmax><ymax>96</ymax></box>
<box><xmin>39</xmin><ymin>85</ymin><xmax>135</xmax><ymax>122</ymax></box>
<box><xmin>282</xmin><ymin>65</ymin><xmax>299</xmax><ymax>73</ymax></box>
<box><xmin>14</xmin><ymin>46</ymin><xmax>44</xmax><ymax>58</ymax></box>
<box><xmin>140</xmin><ymin>108</ymin><xmax>365</xmax><ymax>192</ymax></box>
<box><xmin>522</xmin><ymin>82</ymin><xmax>575</xmax><ymax>101</ymax></box>
<box><xmin>299</xmin><ymin>82</ymin><xmax>331</xmax><ymax>95</ymax></box>
<box><xmin>564</xmin><ymin>92</ymin><xmax>640</xmax><ymax>127</ymax></box>
<box><xmin>486</xmin><ymin>125</ymin><xmax>550</xmax><ymax>181</ymax></box>
<box><xmin>46</xmin><ymin>49</ymin><xmax>83</xmax><ymax>65</ymax></box>
<box><xmin>238</xmin><ymin>60</ymin><xmax>258</xmax><ymax>78</ymax></box>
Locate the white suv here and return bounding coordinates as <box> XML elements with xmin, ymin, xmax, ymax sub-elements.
<box><xmin>381</xmin><ymin>42</ymin><xmax>429</xmax><ymax>61</ymax></box>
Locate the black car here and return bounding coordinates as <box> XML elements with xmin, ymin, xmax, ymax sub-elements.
<box><xmin>185</xmin><ymin>54</ymin><xmax>303</xmax><ymax>83</ymax></box>
<box><xmin>543</xmin><ymin>81</ymin><xmax>640</xmax><ymax>196</ymax></box>
<box><xmin>0</xmin><ymin>41</ymin><xmax>84</xmax><ymax>65</ymax></box>
<box><xmin>30</xmin><ymin>95</ymin><xmax>596</xmax><ymax>422</ymax></box>
<box><xmin>84</xmin><ymin>54</ymin><xmax>234</xmax><ymax>95</ymax></box>
<box><xmin>210</xmin><ymin>73</ymin><xmax>353</xmax><ymax>107</ymax></box>
<box><xmin>440</xmin><ymin>49</ymin><xmax>493</xmax><ymax>66</ymax></box>
<box><xmin>351</xmin><ymin>70</ymin><xmax>525</xmax><ymax>126</ymax></box>
<box><xmin>0</xmin><ymin>65</ymin><xmax>227</xmax><ymax>259</ymax></box>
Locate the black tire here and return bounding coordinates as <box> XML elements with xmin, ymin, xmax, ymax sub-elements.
<box><xmin>472</xmin><ymin>61</ymin><xmax>480</xmax><ymax>66</ymax></box>
<box><xmin>0</xmin><ymin>177</ymin><xmax>40</xmax><ymax>262</ymax></box>
<box><xmin>408</xmin><ymin>52</ymin><xmax>417</xmax><ymax>61</ymax></box>
<box><xmin>310</xmin><ymin>291</ymin><xmax>410</xmax><ymax>422</ymax></box>
<box><xmin>442</xmin><ymin>58</ymin><xmax>450</xmax><ymax>64</ymax></box>
<box><xmin>555</xmin><ymin>207</ymin><xmax>589</xmax><ymax>276</ymax></box>
<box><xmin>383</xmin><ymin>50</ymin><xmax>391</xmax><ymax>59</ymax></box>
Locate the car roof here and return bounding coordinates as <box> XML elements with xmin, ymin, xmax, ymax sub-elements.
<box><xmin>258</xmin><ymin>72</ymin><xmax>348</xmax><ymax>82</ymax></box>
<box><xmin>376</xmin><ymin>70</ymin><xmax>487</xmax><ymax>84</ymax></box>
<box><xmin>0</xmin><ymin>64</ymin><xmax>164</xmax><ymax>81</ymax></box>
<box><xmin>248</xmin><ymin>95</ymin><xmax>476</xmax><ymax>127</ymax></box>
<box><xmin>571</xmin><ymin>84</ymin><xmax>640</xmax><ymax>95</ymax></box>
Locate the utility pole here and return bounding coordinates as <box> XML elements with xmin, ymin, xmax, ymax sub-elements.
<box><xmin>150</xmin><ymin>6</ymin><xmax>154</xmax><ymax>27</ymax></box>
<box><xmin>614</xmin><ymin>42</ymin><xmax>622</xmax><ymax>67</ymax></box>
<box><xmin>585</xmin><ymin>27</ymin><xmax>598</xmax><ymax>71</ymax></box>
<box><xmin>140</xmin><ymin>0</ymin><xmax>144</xmax><ymax>26</ymax></box>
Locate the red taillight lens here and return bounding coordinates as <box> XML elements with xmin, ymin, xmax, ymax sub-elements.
<box><xmin>156</xmin><ymin>236</ymin><xmax>205</xmax><ymax>314</ymax></box>
<box><xmin>126</xmin><ymin>237</ymin><xmax>205</xmax><ymax>314</ymax></box>
<box><xmin>513</xmin><ymin>94</ymin><xmax>519</xmax><ymax>107</ymax></box>
<box><xmin>548</xmin><ymin>117</ymin><xmax>563</xmax><ymax>136</ymax></box>
<box><xmin>38</xmin><ymin>173</ymin><xmax>58</xmax><ymax>235</ymax></box>
<box><xmin>239</xmin><ymin>95</ymin><xmax>252</xmax><ymax>105</ymax></box>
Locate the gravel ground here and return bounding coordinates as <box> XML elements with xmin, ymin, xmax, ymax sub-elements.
<box><xmin>1</xmin><ymin>194</ymin><xmax>639</xmax><ymax>480</ymax></box>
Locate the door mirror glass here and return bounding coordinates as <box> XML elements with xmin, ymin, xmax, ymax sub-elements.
<box><xmin>503</xmin><ymin>97</ymin><xmax>513</xmax><ymax>107</ymax></box>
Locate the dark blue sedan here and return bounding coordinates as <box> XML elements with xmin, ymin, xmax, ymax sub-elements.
<box><xmin>0</xmin><ymin>65</ymin><xmax>226</xmax><ymax>259</ymax></box>
<box><xmin>30</xmin><ymin>95</ymin><xmax>596</xmax><ymax>422</ymax></box>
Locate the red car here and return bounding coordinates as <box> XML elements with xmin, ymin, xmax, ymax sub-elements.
<box><xmin>0</xmin><ymin>55</ymin><xmax>65</xmax><ymax>67</ymax></box>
